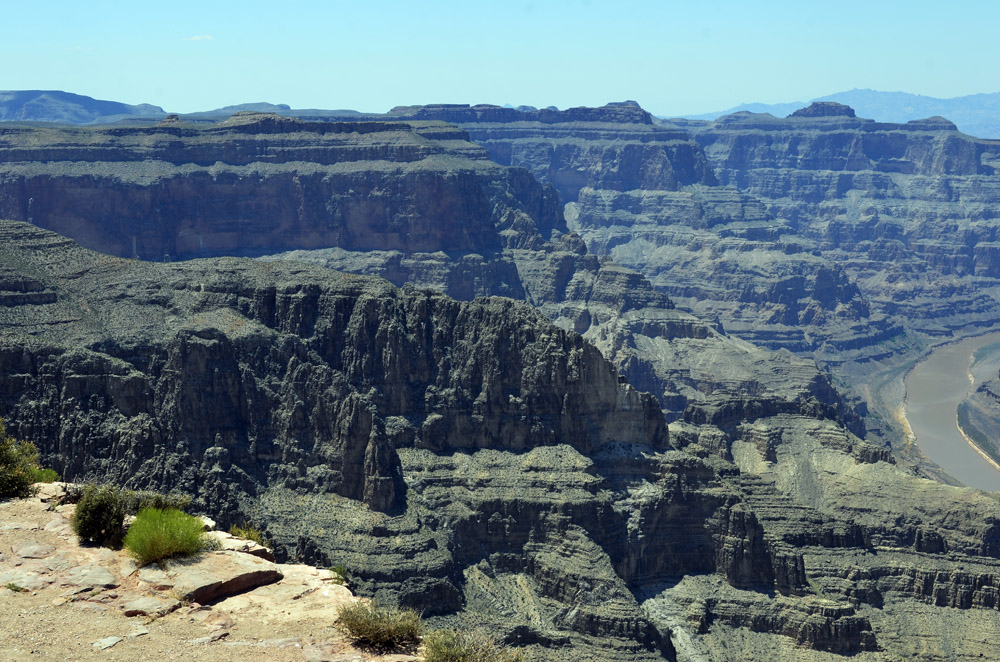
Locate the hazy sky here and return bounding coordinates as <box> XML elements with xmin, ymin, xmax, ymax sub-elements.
<box><xmin>6</xmin><ymin>0</ymin><xmax>999</xmax><ymax>116</ymax></box>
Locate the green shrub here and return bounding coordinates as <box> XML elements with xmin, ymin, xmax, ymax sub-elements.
<box><xmin>72</xmin><ymin>484</ymin><xmax>128</xmax><ymax>549</ymax></box>
<box><xmin>336</xmin><ymin>600</ymin><xmax>422</xmax><ymax>650</ymax></box>
<box><xmin>424</xmin><ymin>629</ymin><xmax>526</xmax><ymax>662</ymax></box>
<box><xmin>71</xmin><ymin>483</ymin><xmax>195</xmax><ymax>550</ymax></box>
<box><xmin>29</xmin><ymin>467</ymin><xmax>60</xmax><ymax>483</ymax></box>
<box><xmin>122</xmin><ymin>489</ymin><xmax>192</xmax><ymax>514</ymax></box>
<box><xmin>329</xmin><ymin>563</ymin><xmax>349</xmax><ymax>585</ymax></box>
<box><xmin>123</xmin><ymin>507</ymin><xmax>208</xmax><ymax>566</ymax></box>
<box><xmin>0</xmin><ymin>419</ymin><xmax>41</xmax><ymax>499</ymax></box>
<box><xmin>229</xmin><ymin>523</ymin><xmax>266</xmax><ymax>546</ymax></box>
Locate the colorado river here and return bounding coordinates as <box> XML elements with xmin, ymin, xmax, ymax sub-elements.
<box><xmin>904</xmin><ymin>332</ymin><xmax>1000</xmax><ymax>491</ymax></box>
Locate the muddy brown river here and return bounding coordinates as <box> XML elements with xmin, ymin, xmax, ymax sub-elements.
<box><xmin>904</xmin><ymin>332</ymin><xmax>1000</xmax><ymax>491</ymax></box>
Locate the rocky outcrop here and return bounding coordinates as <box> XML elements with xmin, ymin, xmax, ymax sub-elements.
<box><xmin>0</xmin><ymin>115</ymin><xmax>532</xmax><ymax>305</ymax></box>
<box><xmin>959</xmin><ymin>370</ymin><xmax>1000</xmax><ymax>465</ymax></box>
<box><xmin>389</xmin><ymin>100</ymin><xmax>658</xmax><ymax>126</ymax></box>
<box><xmin>8</xmin><ymin>102</ymin><xmax>1000</xmax><ymax>660</ymax></box>
<box><xmin>0</xmin><ymin>220</ymin><xmax>674</xmax><ymax>659</ymax></box>
<box><xmin>0</xmin><ymin>490</ymin><xmax>398</xmax><ymax>660</ymax></box>
<box><xmin>789</xmin><ymin>102</ymin><xmax>857</xmax><ymax>118</ymax></box>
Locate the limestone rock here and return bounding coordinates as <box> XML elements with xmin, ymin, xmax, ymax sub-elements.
<box><xmin>163</xmin><ymin>551</ymin><xmax>283</xmax><ymax>604</ymax></box>
<box><xmin>12</xmin><ymin>542</ymin><xmax>55</xmax><ymax>559</ymax></box>
<box><xmin>92</xmin><ymin>636</ymin><xmax>122</xmax><ymax>650</ymax></box>
<box><xmin>205</xmin><ymin>530</ymin><xmax>275</xmax><ymax>561</ymax></box>
<box><xmin>5</xmin><ymin>105</ymin><xmax>1000</xmax><ymax>661</ymax></box>
<box><xmin>136</xmin><ymin>567</ymin><xmax>173</xmax><ymax>590</ymax></box>
<box><xmin>62</xmin><ymin>565</ymin><xmax>117</xmax><ymax>589</ymax></box>
<box><xmin>789</xmin><ymin>102</ymin><xmax>857</xmax><ymax>118</ymax></box>
<box><xmin>122</xmin><ymin>595</ymin><xmax>179</xmax><ymax>617</ymax></box>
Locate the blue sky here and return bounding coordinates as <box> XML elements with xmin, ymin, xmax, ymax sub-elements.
<box><xmin>6</xmin><ymin>0</ymin><xmax>999</xmax><ymax>116</ymax></box>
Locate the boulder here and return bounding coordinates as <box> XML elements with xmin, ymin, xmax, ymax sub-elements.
<box><xmin>164</xmin><ymin>551</ymin><xmax>282</xmax><ymax>604</ymax></box>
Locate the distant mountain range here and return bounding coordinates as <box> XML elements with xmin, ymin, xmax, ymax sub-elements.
<box><xmin>681</xmin><ymin>89</ymin><xmax>1000</xmax><ymax>138</ymax></box>
<box><xmin>0</xmin><ymin>91</ymin><xmax>362</xmax><ymax>125</ymax></box>
<box><xmin>0</xmin><ymin>90</ymin><xmax>166</xmax><ymax>124</ymax></box>
<box><xmin>5</xmin><ymin>88</ymin><xmax>1000</xmax><ymax>139</ymax></box>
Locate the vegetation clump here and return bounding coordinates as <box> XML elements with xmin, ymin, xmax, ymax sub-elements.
<box><xmin>424</xmin><ymin>629</ymin><xmax>526</xmax><ymax>662</ymax></box>
<box><xmin>71</xmin><ymin>483</ymin><xmax>193</xmax><ymax>549</ymax></box>
<box><xmin>30</xmin><ymin>467</ymin><xmax>60</xmax><ymax>483</ymax></box>
<box><xmin>229</xmin><ymin>522</ymin><xmax>266</xmax><ymax>546</ymax></box>
<box><xmin>336</xmin><ymin>600</ymin><xmax>422</xmax><ymax>650</ymax></box>
<box><xmin>122</xmin><ymin>489</ymin><xmax>192</xmax><ymax>514</ymax></box>
<box><xmin>123</xmin><ymin>507</ymin><xmax>209</xmax><ymax>566</ymax></box>
<box><xmin>0</xmin><ymin>418</ymin><xmax>47</xmax><ymax>499</ymax></box>
<box><xmin>329</xmin><ymin>563</ymin><xmax>349</xmax><ymax>585</ymax></box>
<box><xmin>71</xmin><ymin>484</ymin><xmax>129</xmax><ymax>548</ymax></box>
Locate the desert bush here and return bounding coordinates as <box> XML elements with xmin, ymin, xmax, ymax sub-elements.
<box><xmin>29</xmin><ymin>467</ymin><xmax>60</xmax><ymax>483</ymax></box>
<box><xmin>123</xmin><ymin>507</ymin><xmax>208</xmax><ymax>566</ymax></box>
<box><xmin>122</xmin><ymin>489</ymin><xmax>192</xmax><ymax>514</ymax></box>
<box><xmin>72</xmin><ymin>483</ymin><xmax>195</xmax><ymax>549</ymax></box>
<box><xmin>229</xmin><ymin>522</ymin><xmax>266</xmax><ymax>546</ymax></box>
<box><xmin>72</xmin><ymin>484</ymin><xmax>128</xmax><ymax>548</ymax></box>
<box><xmin>0</xmin><ymin>418</ymin><xmax>42</xmax><ymax>499</ymax></box>
<box><xmin>424</xmin><ymin>629</ymin><xmax>526</xmax><ymax>662</ymax></box>
<box><xmin>336</xmin><ymin>600</ymin><xmax>422</xmax><ymax>650</ymax></box>
<box><xmin>329</xmin><ymin>563</ymin><xmax>349</xmax><ymax>585</ymax></box>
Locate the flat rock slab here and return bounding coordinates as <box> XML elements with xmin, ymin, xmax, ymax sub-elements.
<box><xmin>42</xmin><ymin>517</ymin><xmax>73</xmax><ymax>536</ymax></box>
<box><xmin>165</xmin><ymin>550</ymin><xmax>283</xmax><ymax>604</ymax></box>
<box><xmin>12</xmin><ymin>542</ymin><xmax>55</xmax><ymax>559</ymax></box>
<box><xmin>85</xmin><ymin>547</ymin><xmax>119</xmax><ymax>565</ymax></box>
<box><xmin>0</xmin><ymin>569</ymin><xmax>50</xmax><ymax>591</ymax></box>
<box><xmin>92</xmin><ymin>636</ymin><xmax>122</xmax><ymax>650</ymax></box>
<box><xmin>123</xmin><ymin>595</ymin><xmax>180</xmax><ymax>617</ymax></box>
<box><xmin>205</xmin><ymin>530</ymin><xmax>276</xmax><ymax>561</ymax></box>
<box><xmin>216</xmin><ymin>562</ymin><xmax>353</xmax><ymax>626</ymax></box>
<box><xmin>63</xmin><ymin>564</ymin><xmax>117</xmax><ymax>588</ymax></box>
<box><xmin>42</xmin><ymin>550</ymin><xmax>78</xmax><ymax>572</ymax></box>
<box><xmin>137</xmin><ymin>567</ymin><xmax>172</xmax><ymax>589</ymax></box>
<box><xmin>1</xmin><ymin>522</ymin><xmax>40</xmax><ymax>531</ymax></box>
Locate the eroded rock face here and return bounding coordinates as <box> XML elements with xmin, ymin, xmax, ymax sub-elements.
<box><xmin>0</xmin><ymin>111</ymin><xmax>860</xmax><ymax>435</ymax></box>
<box><xmin>0</xmin><ymin>220</ymin><xmax>673</xmax><ymax>659</ymax></box>
<box><xmin>394</xmin><ymin>101</ymin><xmax>1000</xmax><ymax>455</ymax></box>
<box><xmin>0</xmin><ymin>116</ymin><xmax>532</xmax><ymax>303</ymax></box>
<box><xmin>386</xmin><ymin>103</ymin><xmax>891</xmax><ymax>398</ymax></box>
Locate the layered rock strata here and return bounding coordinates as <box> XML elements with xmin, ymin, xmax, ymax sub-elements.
<box><xmin>0</xmin><ymin>112</ymin><xmax>859</xmax><ymax>432</ymax></box>
<box><xmin>388</xmin><ymin>102</ymin><xmax>897</xmax><ymax>365</ymax></box>
<box><xmin>392</xmin><ymin>101</ymin><xmax>1000</xmax><ymax>450</ymax></box>
<box><xmin>4</xmin><ymin>222</ymin><xmax>1000</xmax><ymax>660</ymax></box>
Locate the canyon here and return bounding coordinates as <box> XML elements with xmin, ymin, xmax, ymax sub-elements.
<box><xmin>1</xmin><ymin>102</ymin><xmax>1000</xmax><ymax>660</ymax></box>
<box><xmin>393</xmin><ymin>101</ymin><xmax>1000</xmax><ymax>449</ymax></box>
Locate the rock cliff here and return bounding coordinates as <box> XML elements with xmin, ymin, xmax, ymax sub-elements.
<box><xmin>393</xmin><ymin>101</ymin><xmax>1000</xmax><ymax>449</ymax></box>
<box><xmin>5</xmin><ymin>221</ymin><xmax>1000</xmax><ymax>660</ymax></box>
<box><xmin>387</xmin><ymin>103</ymin><xmax>899</xmax><ymax>371</ymax></box>
<box><xmin>0</xmin><ymin>112</ymin><xmax>859</xmax><ymax>434</ymax></box>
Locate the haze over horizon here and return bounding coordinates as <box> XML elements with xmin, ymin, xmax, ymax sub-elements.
<box><xmin>7</xmin><ymin>0</ymin><xmax>1000</xmax><ymax>117</ymax></box>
